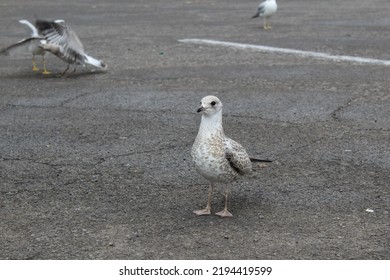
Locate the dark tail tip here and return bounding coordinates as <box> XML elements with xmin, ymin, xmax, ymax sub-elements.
<box><xmin>250</xmin><ymin>157</ymin><xmax>272</xmax><ymax>163</ymax></box>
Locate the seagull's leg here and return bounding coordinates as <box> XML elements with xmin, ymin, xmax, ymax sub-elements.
<box><xmin>263</xmin><ymin>18</ymin><xmax>268</xmax><ymax>30</ymax></box>
<box><xmin>193</xmin><ymin>184</ymin><xmax>213</xmax><ymax>216</ymax></box>
<box><xmin>41</xmin><ymin>55</ymin><xmax>51</xmax><ymax>75</ymax></box>
<box><xmin>70</xmin><ymin>66</ymin><xmax>77</xmax><ymax>75</ymax></box>
<box><xmin>267</xmin><ymin>19</ymin><xmax>272</xmax><ymax>29</ymax></box>
<box><xmin>215</xmin><ymin>188</ymin><xmax>233</xmax><ymax>218</ymax></box>
<box><xmin>58</xmin><ymin>64</ymin><xmax>70</xmax><ymax>77</ymax></box>
<box><xmin>32</xmin><ymin>55</ymin><xmax>39</xmax><ymax>71</ymax></box>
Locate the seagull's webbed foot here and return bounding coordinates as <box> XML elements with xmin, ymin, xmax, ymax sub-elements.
<box><xmin>215</xmin><ymin>189</ymin><xmax>233</xmax><ymax>218</ymax></box>
<box><xmin>193</xmin><ymin>207</ymin><xmax>211</xmax><ymax>216</ymax></box>
<box><xmin>215</xmin><ymin>209</ymin><xmax>233</xmax><ymax>218</ymax></box>
<box><xmin>32</xmin><ymin>66</ymin><xmax>40</xmax><ymax>71</ymax></box>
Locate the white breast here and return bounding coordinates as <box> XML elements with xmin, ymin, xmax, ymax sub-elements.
<box><xmin>263</xmin><ymin>0</ymin><xmax>278</xmax><ymax>17</ymax></box>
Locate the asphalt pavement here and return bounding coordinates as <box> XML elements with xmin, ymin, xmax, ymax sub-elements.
<box><xmin>0</xmin><ymin>0</ymin><xmax>389</xmax><ymax>259</ymax></box>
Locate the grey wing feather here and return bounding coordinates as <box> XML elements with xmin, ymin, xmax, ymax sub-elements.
<box><xmin>223</xmin><ymin>137</ymin><xmax>252</xmax><ymax>175</ymax></box>
<box><xmin>36</xmin><ymin>20</ymin><xmax>85</xmax><ymax>64</ymax></box>
<box><xmin>0</xmin><ymin>37</ymin><xmax>40</xmax><ymax>56</ymax></box>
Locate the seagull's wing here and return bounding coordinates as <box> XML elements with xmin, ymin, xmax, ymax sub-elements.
<box><xmin>223</xmin><ymin>137</ymin><xmax>252</xmax><ymax>175</ymax></box>
<box><xmin>0</xmin><ymin>37</ymin><xmax>41</xmax><ymax>56</ymax></box>
<box><xmin>36</xmin><ymin>20</ymin><xmax>85</xmax><ymax>64</ymax></box>
<box><xmin>252</xmin><ymin>1</ymin><xmax>266</xmax><ymax>18</ymax></box>
<box><xmin>19</xmin><ymin>20</ymin><xmax>39</xmax><ymax>37</ymax></box>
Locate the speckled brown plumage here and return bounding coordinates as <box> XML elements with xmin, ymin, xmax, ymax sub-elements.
<box><xmin>191</xmin><ymin>95</ymin><xmax>252</xmax><ymax>217</ymax></box>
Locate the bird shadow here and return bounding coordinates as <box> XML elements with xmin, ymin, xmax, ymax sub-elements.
<box><xmin>3</xmin><ymin>69</ymin><xmax>107</xmax><ymax>79</ymax></box>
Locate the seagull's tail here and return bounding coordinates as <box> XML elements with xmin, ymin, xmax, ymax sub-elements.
<box><xmin>84</xmin><ymin>54</ymin><xmax>108</xmax><ymax>70</ymax></box>
<box><xmin>250</xmin><ymin>157</ymin><xmax>272</xmax><ymax>163</ymax></box>
<box><xmin>251</xmin><ymin>11</ymin><xmax>260</xmax><ymax>18</ymax></box>
<box><xmin>19</xmin><ymin>19</ymin><xmax>39</xmax><ymax>37</ymax></box>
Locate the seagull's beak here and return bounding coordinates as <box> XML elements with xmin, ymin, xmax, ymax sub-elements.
<box><xmin>197</xmin><ymin>106</ymin><xmax>205</xmax><ymax>113</ymax></box>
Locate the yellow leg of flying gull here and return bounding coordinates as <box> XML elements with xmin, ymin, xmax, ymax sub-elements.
<box><xmin>41</xmin><ymin>56</ymin><xmax>51</xmax><ymax>75</ymax></box>
<box><xmin>32</xmin><ymin>55</ymin><xmax>39</xmax><ymax>71</ymax></box>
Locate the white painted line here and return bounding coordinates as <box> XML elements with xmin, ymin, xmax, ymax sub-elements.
<box><xmin>179</xmin><ymin>39</ymin><xmax>390</xmax><ymax>66</ymax></box>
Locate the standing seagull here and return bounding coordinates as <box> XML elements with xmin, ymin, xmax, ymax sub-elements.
<box><xmin>35</xmin><ymin>19</ymin><xmax>107</xmax><ymax>75</ymax></box>
<box><xmin>0</xmin><ymin>19</ymin><xmax>52</xmax><ymax>74</ymax></box>
<box><xmin>191</xmin><ymin>96</ymin><xmax>271</xmax><ymax>217</ymax></box>
<box><xmin>251</xmin><ymin>0</ymin><xmax>278</xmax><ymax>30</ymax></box>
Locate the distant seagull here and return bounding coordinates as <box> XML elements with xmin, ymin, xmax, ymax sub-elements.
<box><xmin>0</xmin><ymin>19</ymin><xmax>56</xmax><ymax>74</ymax></box>
<box><xmin>251</xmin><ymin>0</ymin><xmax>278</xmax><ymax>30</ymax></box>
<box><xmin>35</xmin><ymin>19</ymin><xmax>107</xmax><ymax>76</ymax></box>
<box><xmin>191</xmin><ymin>96</ymin><xmax>271</xmax><ymax>217</ymax></box>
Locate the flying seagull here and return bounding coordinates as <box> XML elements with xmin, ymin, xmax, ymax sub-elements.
<box><xmin>35</xmin><ymin>19</ymin><xmax>107</xmax><ymax>75</ymax></box>
<box><xmin>191</xmin><ymin>96</ymin><xmax>271</xmax><ymax>217</ymax></box>
<box><xmin>0</xmin><ymin>19</ymin><xmax>57</xmax><ymax>74</ymax></box>
<box><xmin>251</xmin><ymin>0</ymin><xmax>278</xmax><ymax>30</ymax></box>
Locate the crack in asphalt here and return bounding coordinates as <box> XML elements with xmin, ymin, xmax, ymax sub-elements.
<box><xmin>331</xmin><ymin>97</ymin><xmax>364</xmax><ymax>121</ymax></box>
<box><xmin>59</xmin><ymin>91</ymin><xmax>96</xmax><ymax>107</ymax></box>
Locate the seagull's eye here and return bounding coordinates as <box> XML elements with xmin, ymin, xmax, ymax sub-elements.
<box><xmin>211</xmin><ymin>101</ymin><xmax>216</xmax><ymax>106</ymax></box>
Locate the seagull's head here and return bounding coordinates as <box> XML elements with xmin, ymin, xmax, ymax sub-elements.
<box><xmin>99</xmin><ymin>60</ymin><xmax>108</xmax><ymax>70</ymax></box>
<box><xmin>197</xmin><ymin>95</ymin><xmax>223</xmax><ymax>116</ymax></box>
